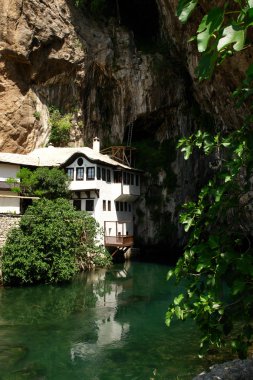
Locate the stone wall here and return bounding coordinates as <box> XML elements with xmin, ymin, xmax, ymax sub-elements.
<box><xmin>0</xmin><ymin>214</ymin><xmax>21</xmax><ymax>248</ymax></box>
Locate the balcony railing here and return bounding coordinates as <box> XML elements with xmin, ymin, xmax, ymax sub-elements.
<box><xmin>104</xmin><ymin>235</ymin><xmax>134</xmax><ymax>247</ymax></box>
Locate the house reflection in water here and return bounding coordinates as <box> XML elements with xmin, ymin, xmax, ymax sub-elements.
<box><xmin>70</xmin><ymin>263</ymin><xmax>132</xmax><ymax>361</ymax></box>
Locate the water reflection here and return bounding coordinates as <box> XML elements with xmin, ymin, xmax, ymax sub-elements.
<box><xmin>0</xmin><ymin>262</ymin><xmax>204</xmax><ymax>380</ymax></box>
<box><xmin>71</xmin><ymin>265</ymin><xmax>131</xmax><ymax>360</ymax></box>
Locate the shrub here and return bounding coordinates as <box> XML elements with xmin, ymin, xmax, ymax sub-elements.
<box><xmin>8</xmin><ymin>167</ymin><xmax>70</xmax><ymax>199</ymax></box>
<box><xmin>49</xmin><ymin>108</ymin><xmax>72</xmax><ymax>147</ymax></box>
<box><xmin>2</xmin><ymin>199</ymin><xmax>111</xmax><ymax>286</ymax></box>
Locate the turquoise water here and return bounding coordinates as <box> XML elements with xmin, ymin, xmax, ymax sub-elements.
<box><xmin>0</xmin><ymin>262</ymin><xmax>205</xmax><ymax>380</ymax></box>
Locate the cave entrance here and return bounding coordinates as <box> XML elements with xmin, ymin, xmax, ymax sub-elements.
<box><xmin>118</xmin><ymin>0</ymin><xmax>160</xmax><ymax>50</ymax></box>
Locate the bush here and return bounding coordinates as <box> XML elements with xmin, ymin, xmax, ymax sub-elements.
<box><xmin>8</xmin><ymin>167</ymin><xmax>70</xmax><ymax>199</ymax></box>
<box><xmin>2</xmin><ymin>199</ymin><xmax>111</xmax><ymax>286</ymax></box>
<box><xmin>49</xmin><ymin>108</ymin><xmax>72</xmax><ymax>147</ymax></box>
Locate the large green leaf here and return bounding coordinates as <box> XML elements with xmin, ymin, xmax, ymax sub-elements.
<box><xmin>244</xmin><ymin>8</ymin><xmax>253</xmax><ymax>27</ymax></box>
<box><xmin>217</xmin><ymin>25</ymin><xmax>245</xmax><ymax>51</ymax></box>
<box><xmin>195</xmin><ymin>50</ymin><xmax>218</xmax><ymax>80</ymax></box>
<box><xmin>197</xmin><ymin>8</ymin><xmax>224</xmax><ymax>52</ymax></box>
<box><xmin>177</xmin><ymin>0</ymin><xmax>198</xmax><ymax>23</ymax></box>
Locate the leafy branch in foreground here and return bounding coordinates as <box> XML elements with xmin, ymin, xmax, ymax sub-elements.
<box><xmin>177</xmin><ymin>0</ymin><xmax>253</xmax><ymax>79</ymax></box>
<box><xmin>167</xmin><ymin>0</ymin><xmax>253</xmax><ymax>359</ymax></box>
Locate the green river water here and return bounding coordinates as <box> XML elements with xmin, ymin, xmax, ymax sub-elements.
<box><xmin>0</xmin><ymin>262</ymin><xmax>207</xmax><ymax>380</ymax></box>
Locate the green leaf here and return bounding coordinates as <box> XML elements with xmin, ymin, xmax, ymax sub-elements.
<box><xmin>181</xmin><ymin>144</ymin><xmax>193</xmax><ymax>159</ymax></box>
<box><xmin>195</xmin><ymin>50</ymin><xmax>218</xmax><ymax>80</ymax></box>
<box><xmin>217</xmin><ymin>25</ymin><xmax>245</xmax><ymax>52</ymax></box>
<box><xmin>232</xmin><ymin>280</ymin><xmax>245</xmax><ymax>295</ymax></box>
<box><xmin>197</xmin><ymin>8</ymin><xmax>224</xmax><ymax>52</ymax></box>
<box><xmin>175</xmin><ymin>305</ymin><xmax>184</xmax><ymax>319</ymax></box>
<box><xmin>221</xmin><ymin>141</ymin><xmax>231</xmax><ymax>147</ymax></box>
<box><xmin>174</xmin><ymin>294</ymin><xmax>184</xmax><ymax>305</ymax></box>
<box><xmin>208</xmin><ymin>235</ymin><xmax>220</xmax><ymax>249</ymax></box>
<box><xmin>244</xmin><ymin>8</ymin><xmax>253</xmax><ymax>27</ymax></box>
<box><xmin>196</xmin><ymin>263</ymin><xmax>205</xmax><ymax>272</ymax></box>
<box><xmin>224</xmin><ymin>174</ymin><xmax>232</xmax><ymax>183</ymax></box>
<box><xmin>184</xmin><ymin>217</ymin><xmax>195</xmax><ymax>232</ymax></box>
<box><xmin>215</xmin><ymin>187</ymin><xmax>224</xmax><ymax>202</ymax></box>
<box><xmin>167</xmin><ymin>269</ymin><xmax>174</xmax><ymax>280</ymax></box>
<box><xmin>177</xmin><ymin>0</ymin><xmax>198</xmax><ymax>23</ymax></box>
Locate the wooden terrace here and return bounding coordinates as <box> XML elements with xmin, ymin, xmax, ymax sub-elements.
<box><xmin>104</xmin><ymin>235</ymin><xmax>134</xmax><ymax>247</ymax></box>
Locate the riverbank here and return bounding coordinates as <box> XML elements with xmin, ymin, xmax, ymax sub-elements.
<box><xmin>193</xmin><ymin>358</ymin><xmax>253</xmax><ymax>379</ymax></box>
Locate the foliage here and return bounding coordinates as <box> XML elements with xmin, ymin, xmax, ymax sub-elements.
<box><xmin>7</xmin><ymin>167</ymin><xmax>70</xmax><ymax>200</ymax></box>
<box><xmin>166</xmin><ymin>0</ymin><xmax>253</xmax><ymax>359</ymax></box>
<box><xmin>33</xmin><ymin>111</ymin><xmax>41</xmax><ymax>120</ymax></box>
<box><xmin>178</xmin><ymin>0</ymin><xmax>253</xmax><ymax>80</ymax></box>
<box><xmin>49</xmin><ymin>107</ymin><xmax>72</xmax><ymax>147</ymax></box>
<box><xmin>2</xmin><ymin>199</ymin><xmax>111</xmax><ymax>286</ymax></box>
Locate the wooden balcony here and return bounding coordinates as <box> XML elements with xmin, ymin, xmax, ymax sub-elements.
<box><xmin>104</xmin><ymin>235</ymin><xmax>134</xmax><ymax>247</ymax></box>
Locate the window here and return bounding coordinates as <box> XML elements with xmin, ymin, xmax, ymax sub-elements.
<box><xmin>114</xmin><ymin>171</ymin><xmax>122</xmax><ymax>183</ymax></box>
<box><xmin>128</xmin><ymin>203</ymin><xmax>132</xmax><ymax>212</ymax></box>
<box><xmin>86</xmin><ymin>200</ymin><xmax>94</xmax><ymax>212</ymax></box>
<box><xmin>115</xmin><ymin>201</ymin><xmax>119</xmax><ymax>211</ymax></box>
<box><xmin>77</xmin><ymin>157</ymin><xmax>84</xmax><ymax>166</ymax></box>
<box><xmin>102</xmin><ymin>168</ymin><xmax>106</xmax><ymax>181</ymax></box>
<box><xmin>103</xmin><ymin>200</ymin><xmax>106</xmax><ymax>211</ymax></box>
<box><xmin>108</xmin><ymin>200</ymin><xmax>111</xmax><ymax>211</ymax></box>
<box><xmin>120</xmin><ymin>202</ymin><xmax>124</xmax><ymax>212</ymax></box>
<box><xmin>126</xmin><ymin>173</ymin><xmax>130</xmax><ymax>185</ymax></box>
<box><xmin>67</xmin><ymin>168</ymin><xmax>74</xmax><ymax>180</ymax></box>
<box><xmin>73</xmin><ymin>199</ymin><xmax>81</xmax><ymax>210</ymax></box>
<box><xmin>87</xmin><ymin>167</ymin><xmax>95</xmax><ymax>180</ymax></box>
<box><xmin>97</xmin><ymin>166</ymin><xmax>101</xmax><ymax>180</ymax></box>
<box><xmin>123</xmin><ymin>172</ymin><xmax>126</xmax><ymax>184</ymax></box>
<box><xmin>131</xmin><ymin>174</ymin><xmax>134</xmax><ymax>185</ymax></box>
<box><xmin>106</xmin><ymin>169</ymin><xmax>111</xmax><ymax>182</ymax></box>
<box><xmin>76</xmin><ymin>167</ymin><xmax>84</xmax><ymax>180</ymax></box>
<box><xmin>136</xmin><ymin>175</ymin><xmax>139</xmax><ymax>186</ymax></box>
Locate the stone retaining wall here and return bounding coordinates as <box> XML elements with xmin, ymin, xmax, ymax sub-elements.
<box><xmin>0</xmin><ymin>214</ymin><xmax>21</xmax><ymax>248</ymax></box>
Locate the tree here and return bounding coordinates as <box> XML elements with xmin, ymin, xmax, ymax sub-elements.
<box><xmin>49</xmin><ymin>108</ymin><xmax>72</xmax><ymax>147</ymax></box>
<box><xmin>8</xmin><ymin>167</ymin><xmax>70</xmax><ymax>200</ymax></box>
<box><xmin>166</xmin><ymin>0</ymin><xmax>253</xmax><ymax>358</ymax></box>
<box><xmin>2</xmin><ymin>198</ymin><xmax>111</xmax><ymax>286</ymax></box>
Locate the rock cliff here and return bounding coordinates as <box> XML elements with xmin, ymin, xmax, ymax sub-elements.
<box><xmin>0</xmin><ymin>0</ymin><xmax>250</xmax><ymax>249</ymax></box>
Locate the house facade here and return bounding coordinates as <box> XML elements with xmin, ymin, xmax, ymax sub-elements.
<box><xmin>0</xmin><ymin>138</ymin><xmax>141</xmax><ymax>248</ymax></box>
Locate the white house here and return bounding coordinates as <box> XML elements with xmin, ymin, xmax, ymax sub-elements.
<box><xmin>0</xmin><ymin>138</ymin><xmax>141</xmax><ymax>248</ymax></box>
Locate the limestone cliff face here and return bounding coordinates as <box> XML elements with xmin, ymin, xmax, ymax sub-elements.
<box><xmin>0</xmin><ymin>0</ymin><xmax>86</xmax><ymax>152</ymax></box>
<box><xmin>0</xmin><ymin>0</ymin><xmax>250</xmax><ymax>248</ymax></box>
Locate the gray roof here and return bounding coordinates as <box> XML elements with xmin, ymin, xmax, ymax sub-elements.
<box><xmin>0</xmin><ymin>146</ymin><xmax>134</xmax><ymax>170</ymax></box>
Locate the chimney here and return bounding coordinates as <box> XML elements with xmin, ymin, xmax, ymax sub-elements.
<box><xmin>93</xmin><ymin>137</ymin><xmax>100</xmax><ymax>153</ymax></box>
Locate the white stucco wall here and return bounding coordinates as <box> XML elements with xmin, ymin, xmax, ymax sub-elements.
<box><xmin>66</xmin><ymin>156</ymin><xmax>140</xmax><ymax>237</ymax></box>
<box><xmin>0</xmin><ymin>191</ymin><xmax>20</xmax><ymax>214</ymax></box>
<box><xmin>0</xmin><ymin>163</ymin><xmax>20</xmax><ymax>181</ymax></box>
